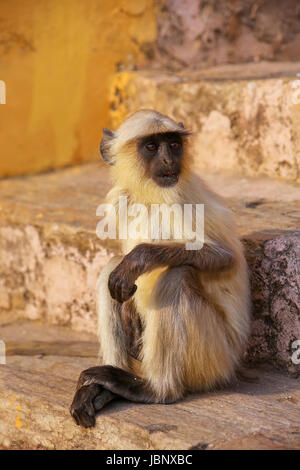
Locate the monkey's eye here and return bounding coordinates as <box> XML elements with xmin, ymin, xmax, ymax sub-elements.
<box><xmin>145</xmin><ymin>142</ymin><xmax>157</xmax><ymax>153</ymax></box>
<box><xmin>169</xmin><ymin>142</ymin><xmax>180</xmax><ymax>151</ymax></box>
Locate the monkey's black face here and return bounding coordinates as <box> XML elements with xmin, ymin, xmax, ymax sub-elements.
<box><xmin>138</xmin><ymin>132</ymin><xmax>183</xmax><ymax>187</ymax></box>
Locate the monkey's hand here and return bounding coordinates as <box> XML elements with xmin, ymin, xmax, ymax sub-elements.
<box><xmin>108</xmin><ymin>261</ymin><xmax>137</xmax><ymax>303</ymax></box>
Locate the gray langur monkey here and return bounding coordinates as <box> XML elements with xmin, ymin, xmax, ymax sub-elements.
<box><xmin>70</xmin><ymin>109</ymin><xmax>250</xmax><ymax>428</ymax></box>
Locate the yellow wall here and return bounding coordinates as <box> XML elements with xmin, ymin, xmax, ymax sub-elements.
<box><xmin>0</xmin><ymin>0</ymin><xmax>156</xmax><ymax>177</ymax></box>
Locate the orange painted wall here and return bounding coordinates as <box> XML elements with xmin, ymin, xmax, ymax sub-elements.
<box><xmin>0</xmin><ymin>0</ymin><xmax>156</xmax><ymax>177</ymax></box>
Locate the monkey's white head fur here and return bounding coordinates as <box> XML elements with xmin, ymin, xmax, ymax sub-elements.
<box><xmin>113</xmin><ymin>109</ymin><xmax>189</xmax><ymax>150</ymax></box>
<box><xmin>101</xmin><ymin>109</ymin><xmax>192</xmax><ymax>204</ymax></box>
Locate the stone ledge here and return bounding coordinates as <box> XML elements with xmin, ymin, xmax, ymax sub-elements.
<box><xmin>0</xmin><ymin>163</ymin><xmax>299</xmax><ymax>374</ymax></box>
<box><xmin>244</xmin><ymin>230</ymin><xmax>300</xmax><ymax>375</ymax></box>
<box><xmin>109</xmin><ymin>67</ymin><xmax>300</xmax><ymax>181</ymax></box>
<box><xmin>0</xmin><ymin>325</ymin><xmax>299</xmax><ymax>450</ymax></box>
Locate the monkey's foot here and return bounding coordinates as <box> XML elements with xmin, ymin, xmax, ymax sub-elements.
<box><xmin>70</xmin><ymin>383</ymin><xmax>100</xmax><ymax>428</ymax></box>
<box><xmin>70</xmin><ymin>383</ymin><xmax>116</xmax><ymax>428</ymax></box>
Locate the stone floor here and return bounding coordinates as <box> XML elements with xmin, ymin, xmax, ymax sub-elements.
<box><xmin>0</xmin><ymin>322</ymin><xmax>299</xmax><ymax>450</ymax></box>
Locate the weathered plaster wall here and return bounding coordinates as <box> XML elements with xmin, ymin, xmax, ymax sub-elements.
<box><xmin>0</xmin><ymin>0</ymin><xmax>156</xmax><ymax>177</ymax></box>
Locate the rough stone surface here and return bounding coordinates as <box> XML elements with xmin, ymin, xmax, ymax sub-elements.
<box><xmin>153</xmin><ymin>1</ymin><xmax>300</xmax><ymax>69</ymax></box>
<box><xmin>0</xmin><ymin>164</ymin><xmax>117</xmax><ymax>332</ymax></box>
<box><xmin>110</xmin><ymin>66</ymin><xmax>300</xmax><ymax>181</ymax></box>
<box><xmin>0</xmin><ymin>324</ymin><xmax>299</xmax><ymax>450</ymax></box>
<box><xmin>244</xmin><ymin>231</ymin><xmax>300</xmax><ymax>375</ymax></box>
<box><xmin>0</xmin><ymin>163</ymin><xmax>299</xmax><ymax>374</ymax></box>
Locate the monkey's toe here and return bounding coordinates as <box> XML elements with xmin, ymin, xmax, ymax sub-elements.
<box><xmin>94</xmin><ymin>389</ymin><xmax>116</xmax><ymax>411</ymax></box>
<box><xmin>71</xmin><ymin>406</ymin><xmax>95</xmax><ymax>428</ymax></box>
<box><xmin>70</xmin><ymin>400</ymin><xmax>96</xmax><ymax>428</ymax></box>
<box><xmin>70</xmin><ymin>383</ymin><xmax>101</xmax><ymax>428</ymax></box>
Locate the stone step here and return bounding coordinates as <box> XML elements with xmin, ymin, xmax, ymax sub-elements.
<box><xmin>0</xmin><ymin>322</ymin><xmax>299</xmax><ymax>450</ymax></box>
<box><xmin>0</xmin><ymin>163</ymin><xmax>299</xmax><ymax>375</ymax></box>
<box><xmin>109</xmin><ymin>62</ymin><xmax>300</xmax><ymax>182</ymax></box>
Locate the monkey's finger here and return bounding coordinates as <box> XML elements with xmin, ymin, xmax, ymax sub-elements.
<box><xmin>108</xmin><ymin>279</ymin><xmax>119</xmax><ymax>301</ymax></box>
<box><xmin>121</xmin><ymin>284</ymin><xmax>137</xmax><ymax>302</ymax></box>
<box><xmin>108</xmin><ymin>274</ymin><xmax>119</xmax><ymax>300</ymax></box>
<box><xmin>116</xmin><ymin>279</ymin><xmax>124</xmax><ymax>299</ymax></box>
<box><xmin>112</xmin><ymin>281</ymin><xmax>122</xmax><ymax>303</ymax></box>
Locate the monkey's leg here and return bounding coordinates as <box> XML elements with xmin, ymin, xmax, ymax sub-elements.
<box><xmin>71</xmin><ymin>267</ymin><xmax>192</xmax><ymax>428</ymax></box>
<box><xmin>96</xmin><ymin>256</ymin><xmax>129</xmax><ymax>370</ymax></box>
<box><xmin>141</xmin><ymin>265</ymin><xmax>238</xmax><ymax>402</ymax></box>
<box><xmin>70</xmin><ymin>383</ymin><xmax>116</xmax><ymax>428</ymax></box>
<box><xmin>71</xmin><ymin>257</ymin><xmax>147</xmax><ymax>427</ymax></box>
<box><xmin>70</xmin><ymin>302</ymin><xmax>152</xmax><ymax>428</ymax></box>
<box><xmin>71</xmin><ymin>266</ymin><xmax>209</xmax><ymax>424</ymax></box>
<box><xmin>71</xmin><ymin>268</ymin><xmax>196</xmax><ymax>428</ymax></box>
<box><xmin>121</xmin><ymin>298</ymin><xmax>143</xmax><ymax>365</ymax></box>
<box><xmin>70</xmin><ymin>365</ymin><xmax>162</xmax><ymax>427</ymax></box>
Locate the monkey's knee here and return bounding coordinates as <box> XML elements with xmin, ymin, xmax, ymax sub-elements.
<box><xmin>96</xmin><ymin>255</ymin><xmax>124</xmax><ymax>310</ymax></box>
<box><xmin>96</xmin><ymin>256</ymin><xmax>123</xmax><ymax>290</ymax></box>
<box><xmin>97</xmin><ymin>256</ymin><xmax>129</xmax><ymax>368</ymax></box>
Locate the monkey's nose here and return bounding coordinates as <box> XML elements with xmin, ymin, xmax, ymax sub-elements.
<box><xmin>163</xmin><ymin>157</ymin><xmax>174</xmax><ymax>167</ymax></box>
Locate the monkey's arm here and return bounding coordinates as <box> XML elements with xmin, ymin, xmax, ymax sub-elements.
<box><xmin>109</xmin><ymin>241</ymin><xmax>235</xmax><ymax>303</ymax></box>
<box><xmin>132</xmin><ymin>242</ymin><xmax>234</xmax><ymax>272</ymax></box>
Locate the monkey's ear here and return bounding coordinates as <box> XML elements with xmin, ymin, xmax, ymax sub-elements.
<box><xmin>178</xmin><ymin>121</ymin><xmax>192</xmax><ymax>136</ymax></box>
<box><xmin>100</xmin><ymin>128</ymin><xmax>115</xmax><ymax>165</ymax></box>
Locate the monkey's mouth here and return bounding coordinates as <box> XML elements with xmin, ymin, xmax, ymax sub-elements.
<box><xmin>155</xmin><ymin>172</ymin><xmax>179</xmax><ymax>187</ymax></box>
